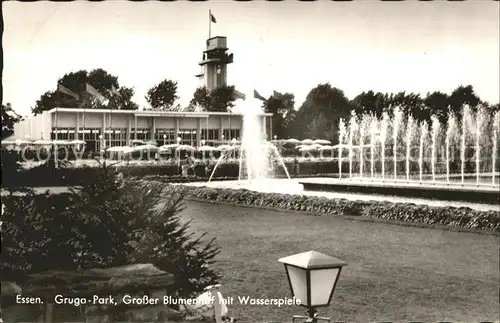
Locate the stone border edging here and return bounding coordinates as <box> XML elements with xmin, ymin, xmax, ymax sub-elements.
<box><xmin>183</xmin><ymin>196</ymin><xmax>499</xmax><ymax>236</ymax></box>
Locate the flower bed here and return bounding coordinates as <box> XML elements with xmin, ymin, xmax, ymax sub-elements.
<box><xmin>165</xmin><ymin>185</ymin><xmax>500</xmax><ymax>233</ymax></box>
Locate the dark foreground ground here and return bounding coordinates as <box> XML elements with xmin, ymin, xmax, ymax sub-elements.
<box><xmin>181</xmin><ymin>201</ymin><xmax>500</xmax><ymax>322</ymax></box>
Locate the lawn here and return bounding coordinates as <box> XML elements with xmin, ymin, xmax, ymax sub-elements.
<box><xmin>181</xmin><ymin>201</ymin><xmax>500</xmax><ymax>322</ymax></box>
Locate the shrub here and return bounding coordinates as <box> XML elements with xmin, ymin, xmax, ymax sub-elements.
<box><xmin>2</xmin><ymin>158</ymin><xmax>348</xmax><ymax>188</ymax></box>
<box><xmin>1</xmin><ymin>162</ymin><xmax>221</xmax><ymax>297</ymax></box>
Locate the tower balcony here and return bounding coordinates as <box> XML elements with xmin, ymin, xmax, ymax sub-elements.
<box><xmin>199</xmin><ymin>52</ymin><xmax>233</xmax><ymax>66</ymax></box>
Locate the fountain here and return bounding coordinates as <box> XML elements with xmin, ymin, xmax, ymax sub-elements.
<box><xmin>405</xmin><ymin>116</ymin><xmax>415</xmax><ymax>181</ymax></box>
<box><xmin>348</xmin><ymin>111</ymin><xmax>357</xmax><ymax>179</ymax></box>
<box><xmin>393</xmin><ymin>108</ymin><xmax>403</xmax><ymax>180</ymax></box>
<box><xmin>380</xmin><ymin>112</ymin><xmax>389</xmax><ymax>179</ymax></box>
<box><xmin>359</xmin><ymin>114</ymin><xmax>368</xmax><ymax>179</ymax></box>
<box><xmin>338</xmin><ymin>119</ymin><xmax>347</xmax><ymax>179</ymax></box>
<box><xmin>445</xmin><ymin>112</ymin><xmax>458</xmax><ymax>184</ymax></box>
<box><xmin>208</xmin><ymin>97</ymin><xmax>291</xmax><ymax>184</ymax></box>
<box><xmin>430</xmin><ymin>115</ymin><xmax>441</xmax><ymax>183</ymax></box>
<box><xmin>369</xmin><ymin>116</ymin><xmax>378</xmax><ymax>179</ymax></box>
<box><xmin>188</xmin><ymin>102</ymin><xmax>499</xmax><ymax>208</ymax></box>
<box><xmin>296</xmin><ymin>104</ymin><xmax>499</xmax><ymax>204</ymax></box>
<box><xmin>493</xmin><ymin>111</ymin><xmax>500</xmax><ymax>185</ymax></box>
<box><xmin>419</xmin><ymin>120</ymin><xmax>428</xmax><ymax>182</ymax></box>
<box><xmin>461</xmin><ymin>106</ymin><xmax>473</xmax><ymax>184</ymax></box>
<box><xmin>295</xmin><ymin>104</ymin><xmax>499</xmax><ymax>189</ymax></box>
<box><xmin>475</xmin><ymin>106</ymin><xmax>485</xmax><ymax>186</ymax></box>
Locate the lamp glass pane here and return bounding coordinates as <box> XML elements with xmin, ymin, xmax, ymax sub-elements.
<box><xmin>287</xmin><ymin>265</ymin><xmax>308</xmax><ymax>305</ymax></box>
<box><xmin>310</xmin><ymin>268</ymin><xmax>339</xmax><ymax>306</ymax></box>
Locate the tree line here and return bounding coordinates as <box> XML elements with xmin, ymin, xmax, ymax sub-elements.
<box><xmin>2</xmin><ymin>68</ymin><xmax>499</xmax><ymax>141</ymax></box>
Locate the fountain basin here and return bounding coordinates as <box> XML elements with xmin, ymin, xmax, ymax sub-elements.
<box><xmin>299</xmin><ymin>178</ymin><xmax>500</xmax><ymax>204</ymax></box>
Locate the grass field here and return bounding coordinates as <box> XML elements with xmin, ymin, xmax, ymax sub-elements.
<box><xmin>181</xmin><ymin>201</ymin><xmax>500</xmax><ymax>322</ymax></box>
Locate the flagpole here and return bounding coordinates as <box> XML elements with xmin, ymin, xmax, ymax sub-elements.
<box><xmin>82</xmin><ymin>94</ymin><xmax>86</xmax><ymax>142</ymax></box>
<box><xmin>55</xmin><ymin>106</ymin><xmax>58</xmax><ymax>141</ymax></box>
<box><xmin>209</xmin><ymin>10</ymin><xmax>211</xmax><ymax>39</ymax></box>
<box><xmin>109</xmin><ymin>100</ymin><xmax>113</xmax><ymax>148</ymax></box>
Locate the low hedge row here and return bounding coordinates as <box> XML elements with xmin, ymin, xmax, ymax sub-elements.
<box><xmin>166</xmin><ymin>185</ymin><xmax>500</xmax><ymax>233</ymax></box>
<box><xmin>2</xmin><ymin>160</ymin><xmax>345</xmax><ymax>187</ymax></box>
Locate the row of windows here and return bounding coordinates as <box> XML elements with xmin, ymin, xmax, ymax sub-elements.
<box><xmin>51</xmin><ymin>128</ymin><xmax>241</xmax><ymax>141</ymax></box>
<box><xmin>49</xmin><ymin>128</ymin><xmax>241</xmax><ymax>150</ymax></box>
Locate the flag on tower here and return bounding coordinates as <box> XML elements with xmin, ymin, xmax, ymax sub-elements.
<box><xmin>233</xmin><ymin>89</ymin><xmax>246</xmax><ymax>100</ymax></box>
<box><xmin>57</xmin><ymin>84</ymin><xmax>79</xmax><ymax>100</ymax></box>
<box><xmin>111</xmin><ymin>85</ymin><xmax>121</xmax><ymax>97</ymax></box>
<box><xmin>273</xmin><ymin>90</ymin><xmax>284</xmax><ymax>99</ymax></box>
<box><xmin>253</xmin><ymin>90</ymin><xmax>266</xmax><ymax>101</ymax></box>
<box><xmin>210</xmin><ymin>12</ymin><xmax>217</xmax><ymax>23</ymax></box>
<box><xmin>85</xmin><ymin>83</ymin><xmax>107</xmax><ymax>102</ymax></box>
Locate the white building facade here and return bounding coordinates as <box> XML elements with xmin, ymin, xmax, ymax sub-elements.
<box><xmin>14</xmin><ymin>108</ymin><xmax>273</xmax><ymax>152</ymax></box>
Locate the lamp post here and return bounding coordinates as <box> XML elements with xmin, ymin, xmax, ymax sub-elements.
<box><xmin>163</xmin><ymin>134</ymin><xmax>167</xmax><ymax>146</ymax></box>
<box><xmin>278</xmin><ymin>250</ymin><xmax>347</xmax><ymax>323</ymax></box>
<box><xmin>201</xmin><ymin>139</ymin><xmax>206</xmax><ymax>146</ymax></box>
<box><xmin>221</xmin><ymin>134</ymin><xmax>225</xmax><ymax>143</ymax></box>
<box><xmin>274</xmin><ymin>135</ymin><xmax>278</xmax><ymax>141</ymax></box>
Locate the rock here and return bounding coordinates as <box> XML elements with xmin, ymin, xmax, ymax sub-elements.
<box><xmin>22</xmin><ymin>263</ymin><xmax>174</xmax><ymax>299</ymax></box>
<box><xmin>1</xmin><ymin>281</ymin><xmax>22</xmax><ymax>296</ymax></box>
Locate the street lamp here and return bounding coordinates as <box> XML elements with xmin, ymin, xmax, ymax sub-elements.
<box><xmin>278</xmin><ymin>250</ymin><xmax>347</xmax><ymax>323</ymax></box>
<box><xmin>221</xmin><ymin>134</ymin><xmax>225</xmax><ymax>143</ymax></box>
<box><xmin>201</xmin><ymin>139</ymin><xmax>206</xmax><ymax>146</ymax></box>
<box><xmin>177</xmin><ymin>136</ymin><xmax>181</xmax><ymax>145</ymax></box>
<box><xmin>163</xmin><ymin>134</ymin><xmax>167</xmax><ymax>146</ymax></box>
<box><xmin>274</xmin><ymin>135</ymin><xmax>278</xmax><ymax>141</ymax></box>
<box><xmin>231</xmin><ymin>138</ymin><xmax>237</xmax><ymax>145</ymax></box>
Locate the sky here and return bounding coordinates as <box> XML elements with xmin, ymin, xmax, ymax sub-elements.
<box><xmin>3</xmin><ymin>0</ymin><xmax>499</xmax><ymax>117</ymax></box>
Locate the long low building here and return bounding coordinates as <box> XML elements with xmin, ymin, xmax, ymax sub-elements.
<box><xmin>13</xmin><ymin>108</ymin><xmax>273</xmax><ymax>152</ymax></box>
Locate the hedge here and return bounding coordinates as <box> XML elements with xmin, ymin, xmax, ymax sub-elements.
<box><xmin>2</xmin><ymin>159</ymin><xmax>346</xmax><ymax>188</ymax></box>
<box><xmin>164</xmin><ymin>185</ymin><xmax>500</xmax><ymax>233</ymax></box>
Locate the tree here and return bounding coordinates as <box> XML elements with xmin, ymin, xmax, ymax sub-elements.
<box><xmin>263</xmin><ymin>92</ymin><xmax>296</xmax><ymax>138</ymax></box>
<box><xmin>208</xmin><ymin>85</ymin><xmax>237</xmax><ymax>112</ymax></box>
<box><xmin>305</xmin><ymin>112</ymin><xmax>333</xmax><ymax>140</ymax></box>
<box><xmin>424</xmin><ymin>91</ymin><xmax>450</xmax><ymax>124</ymax></box>
<box><xmin>1</xmin><ymin>103</ymin><xmax>22</xmax><ymax>139</ymax></box>
<box><xmin>187</xmin><ymin>85</ymin><xmax>238</xmax><ymax>112</ymax></box>
<box><xmin>290</xmin><ymin>83</ymin><xmax>353</xmax><ymax>141</ymax></box>
<box><xmin>189</xmin><ymin>86</ymin><xmax>211</xmax><ymax>111</ymax></box>
<box><xmin>448</xmin><ymin>85</ymin><xmax>481</xmax><ymax>116</ymax></box>
<box><xmin>383</xmin><ymin>91</ymin><xmax>424</xmax><ymax>119</ymax></box>
<box><xmin>1</xmin><ymin>163</ymin><xmax>220</xmax><ymax>297</ymax></box>
<box><xmin>31</xmin><ymin>69</ymin><xmax>138</xmax><ymax>115</ymax></box>
<box><xmin>129</xmin><ymin>182</ymin><xmax>220</xmax><ymax>297</ymax></box>
<box><xmin>145</xmin><ymin>79</ymin><xmax>179</xmax><ymax>111</ymax></box>
<box><xmin>350</xmin><ymin>91</ymin><xmax>391</xmax><ymax>118</ymax></box>
<box><xmin>351</xmin><ymin>91</ymin><xmax>377</xmax><ymax>117</ymax></box>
